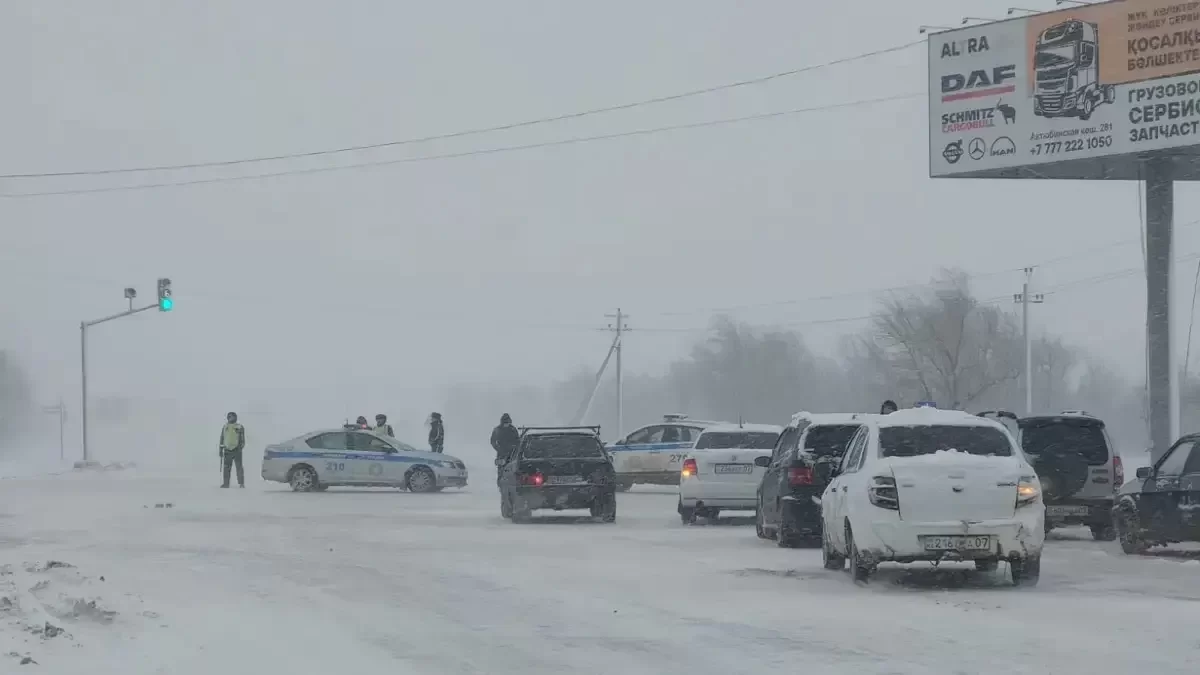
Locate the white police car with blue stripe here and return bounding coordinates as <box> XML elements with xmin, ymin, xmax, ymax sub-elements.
<box><xmin>606</xmin><ymin>414</ymin><xmax>729</xmax><ymax>490</ymax></box>
<box><xmin>261</xmin><ymin>426</ymin><xmax>468</xmax><ymax>493</ymax></box>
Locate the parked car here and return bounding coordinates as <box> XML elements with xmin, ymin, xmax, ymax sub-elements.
<box><xmin>498</xmin><ymin>426</ymin><xmax>617</xmax><ymax>523</ymax></box>
<box><xmin>822</xmin><ymin>409</ymin><xmax>1045</xmax><ymax>586</ymax></box>
<box><xmin>677</xmin><ymin>423</ymin><xmax>781</xmax><ymax>524</ymax></box>
<box><xmin>606</xmin><ymin>414</ymin><xmax>728</xmax><ymax>490</ymax></box>
<box><xmin>981</xmin><ymin>410</ymin><xmax>1121</xmax><ymax>540</ymax></box>
<box><xmin>757</xmin><ymin>412</ymin><xmax>869</xmax><ymax>547</ymax></box>
<box><xmin>1113</xmin><ymin>433</ymin><xmax>1200</xmax><ymax>554</ymax></box>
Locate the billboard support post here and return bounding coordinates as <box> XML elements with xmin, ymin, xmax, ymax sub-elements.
<box><xmin>1146</xmin><ymin>159</ymin><xmax>1177</xmax><ymax>464</ymax></box>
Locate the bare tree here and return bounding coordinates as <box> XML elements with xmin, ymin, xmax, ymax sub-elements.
<box><xmin>861</xmin><ymin>270</ymin><xmax>1022</xmax><ymax>409</ymax></box>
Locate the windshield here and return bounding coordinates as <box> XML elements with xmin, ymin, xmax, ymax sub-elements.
<box><xmin>521</xmin><ymin>435</ymin><xmax>605</xmax><ymax>459</ymax></box>
<box><xmin>880</xmin><ymin>425</ymin><xmax>1012</xmax><ymax>458</ymax></box>
<box><xmin>1020</xmin><ymin>420</ymin><xmax>1109</xmax><ymax>465</ymax></box>
<box><xmin>803</xmin><ymin>424</ymin><xmax>860</xmax><ymax>457</ymax></box>
<box><xmin>1035</xmin><ymin>44</ymin><xmax>1076</xmax><ymax>69</ymax></box>
<box><xmin>695</xmin><ymin>431</ymin><xmax>779</xmax><ymax>450</ymax></box>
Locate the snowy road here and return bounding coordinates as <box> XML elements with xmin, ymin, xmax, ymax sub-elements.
<box><xmin>2</xmin><ymin>468</ymin><xmax>1199</xmax><ymax>674</ymax></box>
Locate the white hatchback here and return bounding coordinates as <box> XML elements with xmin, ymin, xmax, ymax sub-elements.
<box><xmin>821</xmin><ymin>409</ymin><xmax>1044</xmax><ymax>586</ymax></box>
<box><xmin>677</xmin><ymin>424</ymin><xmax>782</xmax><ymax>524</ymax></box>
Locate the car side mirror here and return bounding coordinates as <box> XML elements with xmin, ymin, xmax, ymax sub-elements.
<box><xmin>494</xmin><ymin>457</ymin><xmax>506</xmax><ymax>467</ymax></box>
<box><xmin>1136</xmin><ymin>466</ymin><xmax>1151</xmax><ymax>480</ymax></box>
<box><xmin>753</xmin><ymin>456</ymin><xmax>771</xmax><ymax>468</ymax></box>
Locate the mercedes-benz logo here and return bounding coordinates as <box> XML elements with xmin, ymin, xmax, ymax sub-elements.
<box><xmin>968</xmin><ymin>137</ymin><xmax>986</xmax><ymax>160</ymax></box>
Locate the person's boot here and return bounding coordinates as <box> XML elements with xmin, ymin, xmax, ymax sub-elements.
<box><xmin>220</xmin><ymin>484</ymin><xmax>229</xmax><ymax>488</ymax></box>
<box><xmin>238</xmin><ymin>483</ymin><xmax>245</xmax><ymax>488</ymax></box>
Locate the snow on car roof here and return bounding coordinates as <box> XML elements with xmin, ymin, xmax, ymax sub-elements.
<box><xmin>521</xmin><ymin>427</ymin><xmax>601</xmax><ymax>437</ymax></box>
<box><xmin>699</xmin><ymin>423</ymin><xmax>783</xmax><ymax>434</ymax></box>
<box><xmin>874</xmin><ymin>408</ymin><xmax>1006</xmax><ymax>431</ymax></box>
<box><xmin>792</xmin><ymin>412</ymin><xmax>874</xmax><ymax>427</ymax></box>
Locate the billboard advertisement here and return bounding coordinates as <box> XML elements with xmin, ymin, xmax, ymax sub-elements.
<box><xmin>930</xmin><ymin>0</ymin><xmax>1200</xmax><ymax>177</ymax></box>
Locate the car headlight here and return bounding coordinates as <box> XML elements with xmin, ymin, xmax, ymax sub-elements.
<box><xmin>1017</xmin><ymin>475</ymin><xmax>1041</xmax><ymax>506</ymax></box>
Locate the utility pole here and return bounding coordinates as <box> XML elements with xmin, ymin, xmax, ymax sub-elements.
<box><xmin>79</xmin><ymin>280</ymin><xmax>174</xmax><ymax>463</ymax></box>
<box><xmin>1013</xmin><ymin>267</ymin><xmax>1044</xmax><ymax>416</ymax></box>
<box><xmin>603</xmin><ymin>309</ymin><xmax>632</xmax><ymax>439</ymax></box>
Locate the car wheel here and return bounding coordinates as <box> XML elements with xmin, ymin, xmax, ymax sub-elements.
<box><xmin>755</xmin><ymin>499</ymin><xmax>770</xmax><ymax>539</ymax></box>
<box><xmin>288</xmin><ymin>465</ymin><xmax>318</xmax><ymax>492</ymax></box>
<box><xmin>591</xmin><ymin>492</ymin><xmax>617</xmax><ymax>523</ymax></box>
<box><xmin>974</xmin><ymin>559</ymin><xmax>999</xmax><ymax>573</ymax></box>
<box><xmin>1090</xmin><ymin>524</ymin><xmax>1116</xmax><ymax>542</ymax></box>
<box><xmin>1010</xmin><ymin>555</ymin><xmax>1041</xmax><ymax>587</ymax></box>
<box><xmin>822</xmin><ymin>528</ymin><xmax>845</xmax><ymax>571</ymax></box>
<box><xmin>846</xmin><ymin>526</ymin><xmax>873</xmax><ymax>583</ymax></box>
<box><xmin>678</xmin><ymin>499</ymin><xmax>696</xmax><ymax>525</ymax></box>
<box><xmin>1080</xmin><ymin>97</ymin><xmax>1095</xmax><ymax>121</ymax></box>
<box><xmin>500</xmin><ymin>491</ymin><xmax>513</xmax><ymax>519</ymax></box>
<box><xmin>406</xmin><ymin>467</ymin><xmax>437</xmax><ymax>494</ymax></box>
<box><xmin>1116</xmin><ymin>509</ymin><xmax>1148</xmax><ymax>554</ymax></box>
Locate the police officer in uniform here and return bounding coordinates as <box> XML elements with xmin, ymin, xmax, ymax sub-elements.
<box><xmin>219</xmin><ymin>412</ymin><xmax>247</xmax><ymax>488</ymax></box>
<box><xmin>429</xmin><ymin>412</ymin><xmax>445</xmax><ymax>453</ymax></box>
<box><xmin>880</xmin><ymin>400</ymin><xmax>898</xmax><ymax>415</ymax></box>
<box><xmin>374</xmin><ymin>414</ymin><xmax>394</xmax><ymax>437</ymax></box>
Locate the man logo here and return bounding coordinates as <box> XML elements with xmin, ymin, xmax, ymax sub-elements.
<box><xmin>943</xmin><ymin>140</ymin><xmax>964</xmax><ymax>164</ymax></box>
<box><xmin>990</xmin><ymin>136</ymin><xmax>1016</xmax><ymax>157</ymax></box>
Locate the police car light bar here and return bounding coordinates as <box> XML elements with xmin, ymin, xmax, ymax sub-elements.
<box><xmin>662</xmin><ymin>413</ymin><xmax>690</xmax><ymax>422</ymax></box>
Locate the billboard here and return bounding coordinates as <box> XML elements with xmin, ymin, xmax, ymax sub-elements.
<box><xmin>929</xmin><ymin>0</ymin><xmax>1200</xmax><ymax>178</ymax></box>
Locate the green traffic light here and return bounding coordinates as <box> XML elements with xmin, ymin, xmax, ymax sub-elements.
<box><xmin>160</xmin><ymin>298</ymin><xmax>173</xmax><ymax>311</ymax></box>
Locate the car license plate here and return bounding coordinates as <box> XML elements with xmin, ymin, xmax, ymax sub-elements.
<box><xmin>714</xmin><ymin>464</ymin><xmax>753</xmax><ymax>475</ymax></box>
<box><xmin>547</xmin><ymin>475</ymin><xmax>583</xmax><ymax>485</ymax></box>
<box><xmin>920</xmin><ymin>535</ymin><xmax>992</xmax><ymax>552</ymax></box>
<box><xmin>1046</xmin><ymin>505</ymin><xmax>1090</xmax><ymax>517</ymax></box>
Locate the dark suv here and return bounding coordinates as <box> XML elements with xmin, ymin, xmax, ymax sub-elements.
<box><xmin>756</xmin><ymin>413</ymin><xmax>865</xmax><ymax>547</ymax></box>
<box><xmin>1113</xmin><ymin>433</ymin><xmax>1200</xmax><ymax>554</ymax></box>
<box><xmin>981</xmin><ymin>410</ymin><xmax>1121</xmax><ymax>540</ymax></box>
<box><xmin>497</xmin><ymin>426</ymin><xmax>617</xmax><ymax>523</ymax></box>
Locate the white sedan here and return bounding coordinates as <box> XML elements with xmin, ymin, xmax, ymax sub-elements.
<box><xmin>821</xmin><ymin>409</ymin><xmax>1045</xmax><ymax>585</ymax></box>
<box><xmin>261</xmin><ymin>426</ymin><xmax>468</xmax><ymax>493</ymax></box>
<box><xmin>677</xmin><ymin>423</ymin><xmax>782</xmax><ymax>524</ymax></box>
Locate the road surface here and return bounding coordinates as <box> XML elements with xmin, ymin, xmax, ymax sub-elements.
<box><xmin>1</xmin><ymin>467</ymin><xmax>1198</xmax><ymax>674</ymax></box>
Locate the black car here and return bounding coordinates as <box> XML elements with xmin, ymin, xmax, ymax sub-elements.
<box><xmin>497</xmin><ymin>426</ymin><xmax>617</xmax><ymax>523</ymax></box>
<box><xmin>756</xmin><ymin>414</ymin><xmax>864</xmax><ymax>547</ymax></box>
<box><xmin>981</xmin><ymin>411</ymin><xmax>1120</xmax><ymax>540</ymax></box>
<box><xmin>1113</xmin><ymin>433</ymin><xmax>1200</xmax><ymax>554</ymax></box>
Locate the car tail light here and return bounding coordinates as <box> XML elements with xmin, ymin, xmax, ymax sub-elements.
<box><xmin>868</xmin><ymin>475</ymin><xmax>898</xmax><ymax>510</ymax></box>
<box><xmin>1113</xmin><ymin>455</ymin><xmax>1124</xmax><ymax>490</ymax></box>
<box><xmin>787</xmin><ymin>466</ymin><xmax>814</xmax><ymax>486</ymax></box>
<box><xmin>520</xmin><ymin>472</ymin><xmax>545</xmax><ymax>487</ymax></box>
<box><xmin>681</xmin><ymin>458</ymin><xmax>697</xmax><ymax>478</ymax></box>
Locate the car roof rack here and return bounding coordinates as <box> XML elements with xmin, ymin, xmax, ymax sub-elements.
<box><xmin>518</xmin><ymin>425</ymin><xmax>601</xmax><ymax>434</ymax></box>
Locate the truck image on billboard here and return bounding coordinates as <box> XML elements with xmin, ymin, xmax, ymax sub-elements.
<box><xmin>929</xmin><ymin>0</ymin><xmax>1200</xmax><ymax>178</ymax></box>
<box><xmin>1032</xmin><ymin>20</ymin><xmax>1117</xmax><ymax>120</ymax></box>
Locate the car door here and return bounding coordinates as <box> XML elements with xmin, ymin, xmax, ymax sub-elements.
<box><xmin>305</xmin><ymin>431</ymin><xmax>353</xmax><ymax>483</ymax></box>
<box><xmin>346</xmin><ymin>431</ymin><xmax>401</xmax><ymax>484</ymax></box>
<box><xmin>612</xmin><ymin>425</ymin><xmax>667</xmax><ymax>474</ymax></box>
<box><xmin>1139</xmin><ymin>438</ymin><xmax>1194</xmax><ymax>539</ymax></box>
<box><xmin>826</xmin><ymin>428</ymin><xmax>867</xmax><ymax>550</ymax></box>
<box><xmin>1182</xmin><ymin>445</ymin><xmax>1200</xmax><ymax>540</ymax></box>
<box><xmin>764</xmin><ymin>425</ymin><xmax>803</xmax><ymax>526</ymax></box>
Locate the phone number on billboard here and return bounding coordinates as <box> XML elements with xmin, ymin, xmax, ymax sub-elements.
<box><xmin>1029</xmin><ymin>135</ymin><xmax>1113</xmax><ymax>156</ymax></box>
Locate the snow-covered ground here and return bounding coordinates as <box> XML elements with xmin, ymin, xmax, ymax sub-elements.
<box><xmin>2</xmin><ymin>463</ymin><xmax>1198</xmax><ymax>674</ymax></box>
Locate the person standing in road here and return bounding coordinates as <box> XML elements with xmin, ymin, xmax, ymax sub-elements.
<box><xmin>490</xmin><ymin>413</ymin><xmax>519</xmax><ymax>482</ymax></box>
<box><xmin>374</xmin><ymin>414</ymin><xmax>394</xmax><ymax>437</ymax></box>
<box><xmin>428</xmin><ymin>412</ymin><xmax>445</xmax><ymax>453</ymax></box>
<box><xmin>218</xmin><ymin>412</ymin><xmax>246</xmax><ymax>489</ymax></box>
<box><xmin>880</xmin><ymin>400</ymin><xmax>898</xmax><ymax>415</ymax></box>
<box><xmin>355</xmin><ymin>415</ymin><xmax>371</xmax><ymax>430</ymax></box>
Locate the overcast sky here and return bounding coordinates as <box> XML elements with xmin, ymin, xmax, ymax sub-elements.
<box><xmin>3</xmin><ymin>0</ymin><xmax>1196</xmax><ymax>429</ymax></box>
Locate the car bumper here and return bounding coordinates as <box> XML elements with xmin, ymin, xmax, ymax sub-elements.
<box><xmin>438</xmin><ymin>474</ymin><xmax>468</xmax><ymax>488</ymax></box>
<box><xmin>679</xmin><ymin>480</ymin><xmax>757</xmax><ymax>509</ymax></box>
<box><xmin>780</xmin><ymin>493</ymin><xmax>824</xmax><ymax>533</ymax></box>
<box><xmin>856</xmin><ymin>511</ymin><xmax>1045</xmax><ymax>563</ymax></box>
<box><xmin>515</xmin><ymin>485</ymin><xmax>609</xmax><ymax>510</ymax></box>
<box><xmin>616</xmin><ymin>471</ymin><xmax>679</xmax><ymax>486</ymax></box>
<box><xmin>1044</xmin><ymin>498</ymin><xmax>1112</xmax><ymax>527</ymax></box>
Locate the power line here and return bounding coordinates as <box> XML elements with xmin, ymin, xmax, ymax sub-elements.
<box><xmin>1</xmin><ymin>92</ymin><xmax>924</xmax><ymax>198</ymax></box>
<box><xmin>0</xmin><ymin>40</ymin><xmax>923</xmax><ymax>180</ymax></box>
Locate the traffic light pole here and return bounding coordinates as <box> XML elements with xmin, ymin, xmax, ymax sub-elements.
<box><xmin>80</xmin><ymin>303</ymin><xmax>159</xmax><ymax>463</ymax></box>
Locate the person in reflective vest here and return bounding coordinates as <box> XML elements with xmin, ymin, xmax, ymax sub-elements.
<box><xmin>218</xmin><ymin>412</ymin><xmax>246</xmax><ymax>488</ymax></box>
<box><xmin>374</xmin><ymin>414</ymin><xmax>394</xmax><ymax>437</ymax></box>
<box><xmin>429</xmin><ymin>412</ymin><xmax>445</xmax><ymax>453</ymax></box>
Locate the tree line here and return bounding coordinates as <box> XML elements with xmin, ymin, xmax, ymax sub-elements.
<box><xmin>444</xmin><ymin>269</ymin><xmax>1160</xmax><ymax>453</ymax></box>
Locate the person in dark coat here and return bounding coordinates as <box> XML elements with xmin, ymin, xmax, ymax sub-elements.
<box><xmin>490</xmin><ymin>413</ymin><xmax>520</xmax><ymax>483</ymax></box>
<box><xmin>880</xmin><ymin>400</ymin><xmax>898</xmax><ymax>415</ymax></box>
<box><xmin>428</xmin><ymin>412</ymin><xmax>445</xmax><ymax>453</ymax></box>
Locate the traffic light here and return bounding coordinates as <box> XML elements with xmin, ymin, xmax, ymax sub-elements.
<box><xmin>157</xmin><ymin>278</ymin><xmax>173</xmax><ymax>312</ymax></box>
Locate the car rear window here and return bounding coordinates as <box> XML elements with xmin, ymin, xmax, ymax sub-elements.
<box><xmin>880</xmin><ymin>425</ymin><xmax>1012</xmax><ymax>458</ymax></box>
<box><xmin>521</xmin><ymin>435</ymin><xmax>605</xmax><ymax>459</ymax></box>
<box><xmin>695</xmin><ymin>432</ymin><xmax>779</xmax><ymax>450</ymax></box>
<box><xmin>803</xmin><ymin>425</ymin><xmax>860</xmax><ymax>457</ymax></box>
<box><xmin>1019</xmin><ymin>419</ymin><xmax>1109</xmax><ymax>465</ymax></box>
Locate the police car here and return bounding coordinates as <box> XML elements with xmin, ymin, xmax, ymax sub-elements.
<box><xmin>261</xmin><ymin>424</ymin><xmax>468</xmax><ymax>493</ymax></box>
<box><xmin>606</xmin><ymin>414</ymin><xmax>729</xmax><ymax>490</ymax></box>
